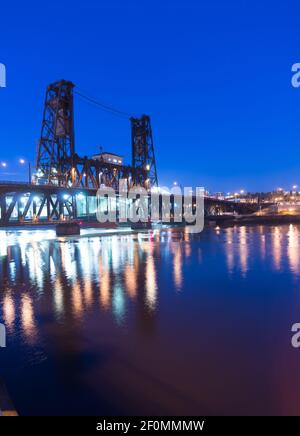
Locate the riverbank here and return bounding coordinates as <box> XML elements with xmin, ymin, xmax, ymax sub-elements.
<box><xmin>207</xmin><ymin>214</ymin><xmax>300</xmax><ymax>226</ymax></box>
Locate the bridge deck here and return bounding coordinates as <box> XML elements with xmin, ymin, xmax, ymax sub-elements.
<box><xmin>0</xmin><ymin>182</ymin><xmax>264</xmax><ymax>226</ymax></box>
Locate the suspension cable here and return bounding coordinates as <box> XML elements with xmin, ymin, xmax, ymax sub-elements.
<box><xmin>74</xmin><ymin>89</ymin><xmax>133</xmax><ymax>119</ymax></box>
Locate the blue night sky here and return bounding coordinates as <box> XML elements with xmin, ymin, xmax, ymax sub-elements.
<box><xmin>0</xmin><ymin>0</ymin><xmax>300</xmax><ymax>192</ymax></box>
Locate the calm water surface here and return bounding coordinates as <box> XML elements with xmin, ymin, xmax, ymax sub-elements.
<box><xmin>1</xmin><ymin>225</ymin><xmax>300</xmax><ymax>415</ymax></box>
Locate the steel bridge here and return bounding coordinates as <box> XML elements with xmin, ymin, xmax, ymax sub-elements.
<box><xmin>0</xmin><ymin>182</ymin><xmax>263</xmax><ymax>226</ymax></box>
<box><xmin>0</xmin><ymin>79</ymin><xmax>265</xmax><ymax>227</ymax></box>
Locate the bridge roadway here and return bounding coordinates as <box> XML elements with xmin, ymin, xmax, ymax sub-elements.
<box><xmin>0</xmin><ymin>182</ymin><xmax>265</xmax><ymax>227</ymax></box>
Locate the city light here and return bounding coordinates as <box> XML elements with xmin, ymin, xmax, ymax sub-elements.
<box><xmin>77</xmin><ymin>193</ymin><xmax>85</xmax><ymax>200</ymax></box>
<box><xmin>1</xmin><ymin>162</ymin><xmax>7</xmax><ymax>167</ymax></box>
<box><xmin>19</xmin><ymin>159</ymin><xmax>25</xmax><ymax>164</ymax></box>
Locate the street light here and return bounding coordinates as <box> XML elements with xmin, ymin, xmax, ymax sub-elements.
<box><xmin>19</xmin><ymin>158</ymin><xmax>31</xmax><ymax>183</ymax></box>
<box><xmin>1</xmin><ymin>162</ymin><xmax>7</xmax><ymax>167</ymax></box>
<box><xmin>173</xmin><ymin>180</ymin><xmax>184</xmax><ymax>193</ymax></box>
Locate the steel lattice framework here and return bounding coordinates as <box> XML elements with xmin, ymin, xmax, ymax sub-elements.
<box><xmin>131</xmin><ymin>115</ymin><xmax>158</xmax><ymax>189</ymax></box>
<box><xmin>36</xmin><ymin>80</ymin><xmax>75</xmax><ymax>186</ymax></box>
<box><xmin>35</xmin><ymin>80</ymin><xmax>158</xmax><ymax>191</ymax></box>
<box><xmin>68</xmin><ymin>154</ymin><xmax>133</xmax><ymax>191</ymax></box>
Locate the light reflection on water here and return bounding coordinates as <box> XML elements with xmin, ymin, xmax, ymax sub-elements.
<box><xmin>1</xmin><ymin>231</ymin><xmax>164</xmax><ymax>335</ymax></box>
<box><xmin>1</xmin><ymin>225</ymin><xmax>300</xmax><ymax>415</ymax></box>
<box><xmin>1</xmin><ymin>224</ymin><xmax>300</xmax><ymax>325</ymax></box>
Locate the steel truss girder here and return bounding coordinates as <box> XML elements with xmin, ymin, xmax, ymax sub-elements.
<box><xmin>0</xmin><ymin>189</ymin><xmax>77</xmax><ymax>225</ymax></box>
<box><xmin>65</xmin><ymin>155</ymin><xmax>134</xmax><ymax>190</ymax></box>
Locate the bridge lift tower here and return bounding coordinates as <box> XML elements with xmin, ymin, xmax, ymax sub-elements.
<box><xmin>36</xmin><ymin>80</ymin><xmax>75</xmax><ymax>187</ymax></box>
<box><xmin>131</xmin><ymin>115</ymin><xmax>158</xmax><ymax>189</ymax></box>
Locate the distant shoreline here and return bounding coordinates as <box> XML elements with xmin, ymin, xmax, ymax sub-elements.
<box><xmin>206</xmin><ymin>214</ymin><xmax>300</xmax><ymax>226</ymax></box>
<box><xmin>1</xmin><ymin>216</ymin><xmax>300</xmax><ymax>234</ymax></box>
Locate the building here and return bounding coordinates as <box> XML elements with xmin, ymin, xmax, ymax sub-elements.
<box><xmin>92</xmin><ymin>152</ymin><xmax>124</xmax><ymax>166</ymax></box>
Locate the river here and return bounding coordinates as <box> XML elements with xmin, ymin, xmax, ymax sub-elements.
<box><xmin>0</xmin><ymin>225</ymin><xmax>300</xmax><ymax>415</ymax></box>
